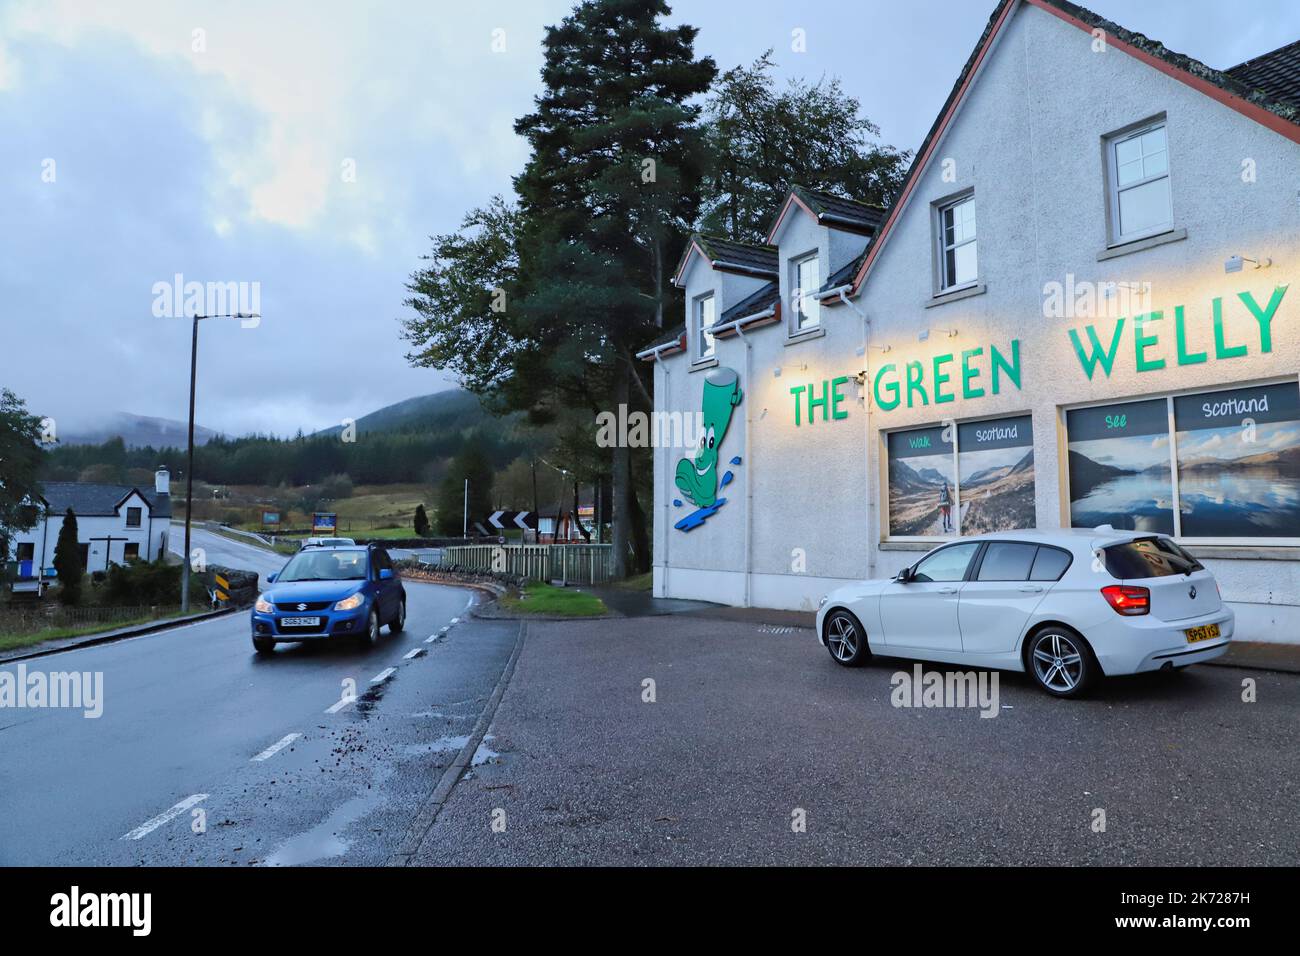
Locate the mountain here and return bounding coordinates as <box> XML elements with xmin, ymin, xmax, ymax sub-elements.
<box><xmin>314</xmin><ymin>389</ymin><xmax>499</xmax><ymax>437</ymax></box>
<box><xmin>58</xmin><ymin>412</ymin><xmax>220</xmax><ymax>449</ymax></box>
<box><xmin>1067</xmin><ymin>450</ymin><xmax>1135</xmax><ymax>499</ymax></box>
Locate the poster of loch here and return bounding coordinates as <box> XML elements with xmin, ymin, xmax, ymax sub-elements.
<box><xmin>1174</xmin><ymin>383</ymin><xmax>1300</xmax><ymax>538</ymax></box>
<box><xmin>1067</xmin><ymin>398</ymin><xmax>1175</xmax><ymax>534</ymax></box>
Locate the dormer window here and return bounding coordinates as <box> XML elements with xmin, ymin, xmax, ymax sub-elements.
<box><xmin>694</xmin><ymin>292</ymin><xmax>715</xmax><ymax>360</ymax></box>
<box><xmin>792</xmin><ymin>252</ymin><xmax>820</xmax><ymax>331</ymax></box>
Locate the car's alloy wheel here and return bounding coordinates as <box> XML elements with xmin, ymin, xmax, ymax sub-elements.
<box><xmin>252</xmin><ymin>636</ymin><xmax>275</xmax><ymax>656</ymax></box>
<box><xmin>825</xmin><ymin>610</ymin><xmax>869</xmax><ymax>667</ymax></box>
<box><xmin>359</xmin><ymin>609</ymin><xmax>379</xmax><ymax>647</ymax></box>
<box><xmin>1028</xmin><ymin>628</ymin><xmax>1092</xmax><ymax>697</ymax></box>
<box><xmin>389</xmin><ymin>599</ymin><xmax>405</xmax><ymax>634</ymax></box>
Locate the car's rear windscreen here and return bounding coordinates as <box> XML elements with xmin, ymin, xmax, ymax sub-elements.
<box><xmin>1103</xmin><ymin>537</ymin><xmax>1204</xmax><ymax>579</ymax></box>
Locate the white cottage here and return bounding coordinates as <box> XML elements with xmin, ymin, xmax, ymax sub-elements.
<box><xmin>8</xmin><ymin>468</ymin><xmax>173</xmax><ymax>584</ymax></box>
<box><xmin>640</xmin><ymin>0</ymin><xmax>1300</xmax><ymax>644</ymax></box>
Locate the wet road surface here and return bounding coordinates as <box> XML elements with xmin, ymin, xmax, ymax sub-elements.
<box><xmin>0</xmin><ymin>581</ymin><xmax>519</xmax><ymax>865</ymax></box>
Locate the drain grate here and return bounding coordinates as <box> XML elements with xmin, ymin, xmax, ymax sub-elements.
<box><xmin>756</xmin><ymin>624</ymin><xmax>797</xmax><ymax>634</ymax></box>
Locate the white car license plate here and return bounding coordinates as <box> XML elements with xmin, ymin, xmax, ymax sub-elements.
<box><xmin>280</xmin><ymin>616</ymin><xmax>321</xmax><ymax>628</ymax></box>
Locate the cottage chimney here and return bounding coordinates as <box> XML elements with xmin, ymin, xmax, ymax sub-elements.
<box><xmin>155</xmin><ymin>467</ymin><xmax>170</xmax><ymax>496</ymax></box>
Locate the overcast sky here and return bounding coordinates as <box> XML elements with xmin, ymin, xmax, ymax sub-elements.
<box><xmin>3</xmin><ymin>0</ymin><xmax>1296</xmax><ymax>438</ymax></box>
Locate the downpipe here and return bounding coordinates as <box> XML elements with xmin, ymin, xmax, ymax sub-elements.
<box><xmin>734</xmin><ymin>323</ymin><xmax>754</xmax><ymax>607</ymax></box>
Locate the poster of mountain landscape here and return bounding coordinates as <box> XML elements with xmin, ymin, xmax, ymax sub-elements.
<box><xmin>1067</xmin><ymin>398</ymin><xmax>1174</xmax><ymax>534</ymax></box>
<box><xmin>887</xmin><ymin>424</ymin><xmax>956</xmax><ymax>536</ymax></box>
<box><xmin>956</xmin><ymin>415</ymin><xmax>1035</xmax><ymax>533</ymax></box>
<box><xmin>1174</xmin><ymin>383</ymin><xmax>1300</xmax><ymax>538</ymax></box>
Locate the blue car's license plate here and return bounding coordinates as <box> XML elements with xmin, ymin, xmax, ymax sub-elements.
<box><xmin>280</xmin><ymin>616</ymin><xmax>322</xmax><ymax>627</ymax></box>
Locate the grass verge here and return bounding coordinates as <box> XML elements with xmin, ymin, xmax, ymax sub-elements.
<box><xmin>498</xmin><ymin>581</ymin><xmax>607</xmax><ymax>617</ymax></box>
<box><xmin>0</xmin><ymin>611</ymin><xmax>184</xmax><ymax>654</ymax></box>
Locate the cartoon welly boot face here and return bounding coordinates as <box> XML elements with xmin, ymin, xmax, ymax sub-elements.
<box><xmin>675</xmin><ymin>367</ymin><xmax>742</xmax><ymax>508</ymax></box>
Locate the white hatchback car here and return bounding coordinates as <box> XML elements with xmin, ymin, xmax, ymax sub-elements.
<box><xmin>816</xmin><ymin>528</ymin><xmax>1233</xmax><ymax>697</ymax></box>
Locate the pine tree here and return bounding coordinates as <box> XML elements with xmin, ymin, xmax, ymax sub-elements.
<box><xmin>53</xmin><ymin>508</ymin><xmax>84</xmax><ymax>605</ymax></box>
<box><xmin>435</xmin><ymin>441</ymin><xmax>496</xmax><ymax>537</ymax></box>
<box><xmin>413</xmin><ymin>504</ymin><xmax>431</xmax><ymax>538</ymax></box>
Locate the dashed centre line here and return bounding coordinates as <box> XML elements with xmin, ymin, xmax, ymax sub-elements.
<box><xmin>251</xmin><ymin>733</ymin><xmax>301</xmax><ymax>762</ymax></box>
<box><xmin>370</xmin><ymin>667</ymin><xmax>396</xmax><ymax>684</ymax></box>
<box><xmin>122</xmin><ymin>794</ymin><xmax>208</xmax><ymax>840</ymax></box>
<box><xmin>403</xmin><ymin>648</ymin><xmax>425</xmax><ymax>660</ymax></box>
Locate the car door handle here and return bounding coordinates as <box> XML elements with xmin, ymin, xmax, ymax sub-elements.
<box><xmin>938</xmin><ymin>586</ymin><xmax>959</xmax><ymax>594</ymax></box>
<box><xmin>1018</xmin><ymin>585</ymin><xmax>1043</xmax><ymax>593</ymax></box>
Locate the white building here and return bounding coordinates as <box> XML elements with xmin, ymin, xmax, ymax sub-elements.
<box><xmin>640</xmin><ymin>0</ymin><xmax>1300</xmax><ymax>644</ymax></box>
<box><xmin>8</xmin><ymin>468</ymin><xmax>173</xmax><ymax>582</ymax></box>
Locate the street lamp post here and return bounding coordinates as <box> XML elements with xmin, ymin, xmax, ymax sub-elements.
<box><xmin>179</xmin><ymin>312</ymin><xmax>259</xmax><ymax>613</ymax></box>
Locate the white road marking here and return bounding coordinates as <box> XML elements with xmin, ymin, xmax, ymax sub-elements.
<box><xmin>403</xmin><ymin>648</ymin><xmax>424</xmax><ymax>660</ymax></box>
<box><xmin>425</xmin><ymin>635</ymin><xmax>438</xmax><ymax>644</ymax></box>
<box><xmin>251</xmin><ymin>732</ymin><xmax>301</xmax><ymax>762</ymax></box>
<box><xmin>449</xmin><ymin>617</ymin><xmax>459</xmax><ymax>625</ymax></box>
<box><xmin>370</xmin><ymin>667</ymin><xmax>396</xmax><ymax>684</ymax></box>
<box><xmin>122</xmin><ymin>794</ymin><xmax>208</xmax><ymax>840</ymax></box>
<box><xmin>325</xmin><ymin>696</ymin><xmax>355</xmax><ymax>714</ymax></box>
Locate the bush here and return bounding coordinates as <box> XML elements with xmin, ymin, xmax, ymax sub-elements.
<box><xmin>319</xmin><ymin>473</ymin><xmax>354</xmax><ymax>501</ymax></box>
<box><xmin>102</xmin><ymin>558</ymin><xmax>184</xmax><ymax>606</ymax></box>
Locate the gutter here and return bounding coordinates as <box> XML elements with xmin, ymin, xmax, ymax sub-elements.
<box><xmin>635</xmin><ymin>335</ymin><xmax>685</xmax><ymax>362</ymax></box>
<box><xmin>710</xmin><ymin>305</ymin><xmax>777</xmax><ymax>338</ymax></box>
<box><xmin>733</xmin><ymin>322</ymin><xmax>755</xmax><ymax>607</ymax></box>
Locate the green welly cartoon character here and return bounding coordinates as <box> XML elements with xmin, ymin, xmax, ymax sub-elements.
<box><xmin>675</xmin><ymin>367</ymin><xmax>742</xmax><ymax>508</ymax></box>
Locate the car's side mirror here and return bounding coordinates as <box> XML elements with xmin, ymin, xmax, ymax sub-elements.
<box><xmin>895</xmin><ymin>567</ymin><xmax>913</xmax><ymax>583</ymax></box>
<box><xmin>266</xmin><ymin>572</ymin><xmax>277</xmax><ymax>583</ymax></box>
<box><xmin>379</xmin><ymin>568</ymin><xmax>393</xmax><ymax>581</ymax></box>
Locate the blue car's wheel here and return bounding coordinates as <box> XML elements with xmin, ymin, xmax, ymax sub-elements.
<box><xmin>252</xmin><ymin>636</ymin><xmax>275</xmax><ymax>656</ymax></box>
<box><xmin>389</xmin><ymin>598</ymin><xmax>405</xmax><ymax>634</ymax></box>
<box><xmin>358</xmin><ymin>608</ymin><xmax>380</xmax><ymax>648</ymax></box>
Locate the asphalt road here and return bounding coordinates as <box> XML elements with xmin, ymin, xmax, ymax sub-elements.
<box><xmin>415</xmin><ymin>614</ymin><xmax>1300</xmax><ymax>866</ymax></box>
<box><xmin>168</xmin><ymin>523</ymin><xmax>288</xmax><ymax>582</ymax></box>
<box><xmin>0</xmin><ymin>574</ymin><xmax>518</xmax><ymax>865</ymax></box>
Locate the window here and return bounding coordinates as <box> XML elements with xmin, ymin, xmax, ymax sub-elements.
<box><xmin>123</xmin><ymin>542</ymin><xmax>140</xmax><ymax>561</ymax></box>
<box><xmin>913</xmin><ymin>542</ymin><xmax>980</xmax><ymax>582</ymax></box>
<box><xmin>1102</xmin><ymin>538</ymin><xmax>1202</xmax><ymax>579</ymax></box>
<box><xmin>16</xmin><ymin>542</ymin><xmax>34</xmax><ymax>561</ymax></box>
<box><xmin>976</xmin><ymin>542</ymin><xmax>1037</xmax><ymax>581</ymax></box>
<box><xmin>125</xmin><ymin>506</ymin><xmax>142</xmax><ymax>528</ymax></box>
<box><xmin>1107</xmin><ymin>121</ymin><xmax>1172</xmax><ymax>243</ymax></box>
<box><xmin>1067</xmin><ymin>382</ymin><xmax>1300</xmax><ymax>540</ymax></box>
<box><xmin>791</xmin><ymin>253</ymin><xmax>820</xmax><ymax>331</ymax></box>
<box><xmin>694</xmin><ymin>293</ymin><xmax>715</xmax><ymax>360</ymax></box>
<box><xmin>937</xmin><ymin>194</ymin><xmax>977</xmax><ymax>291</ymax></box>
<box><xmin>1029</xmin><ymin>546</ymin><xmax>1072</xmax><ymax>582</ymax></box>
<box><xmin>886</xmin><ymin>414</ymin><xmax>1036</xmax><ymax>538</ymax></box>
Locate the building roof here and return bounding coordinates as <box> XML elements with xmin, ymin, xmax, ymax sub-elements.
<box><xmin>671</xmin><ymin>233</ymin><xmax>778</xmax><ymax>286</ymax></box>
<box><xmin>718</xmin><ymin>280</ymin><xmax>780</xmax><ymax>326</ymax></box>
<box><xmin>844</xmin><ymin>0</ymin><xmax>1300</xmax><ymax>298</ymax></box>
<box><xmin>767</xmin><ymin>185</ymin><xmax>885</xmax><ymax>242</ymax></box>
<box><xmin>37</xmin><ymin>482</ymin><xmax>171</xmax><ymax>519</ymax></box>
<box><xmin>1228</xmin><ymin>39</ymin><xmax>1300</xmax><ymax>109</ymax></box>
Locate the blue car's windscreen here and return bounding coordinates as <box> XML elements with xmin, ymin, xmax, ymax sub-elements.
<box><xmin>277</xmin><ymin>550</ymin><xmax>368</xmax><ymax>582</ymax></box>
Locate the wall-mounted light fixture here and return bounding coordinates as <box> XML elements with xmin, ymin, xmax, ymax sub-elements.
<box><xmin>869</xmin><ymin>344</ymin><xmax>891</xmax><ymax>354</ymax></box>
<box><xmin>772</xmin><ymin>362</ymin><xmax>808</xmax><ymax>378</ymax></box>
<box><xmin>1224</xmin><ymin>255</ymin><xmax>1272</xmax><ymax>274</ymax></box>
<box><xmin>917</xmin><ymin>327</ymin><xmax>957</xmax><ymax>343</ymax></box>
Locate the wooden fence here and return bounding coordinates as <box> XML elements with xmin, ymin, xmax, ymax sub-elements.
<box><xmin>438</xmin><ymin>544</ymin><xmax>614</xmax><ymax>586</ymax></box>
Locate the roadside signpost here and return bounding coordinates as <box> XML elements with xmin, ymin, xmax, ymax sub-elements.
<box><xmin>487</xmin><ymin>510</ymin><xmax>539</xmax><ymax>531</ymax></box>
<box><xmin>261</xmin><ymin>510</ymin><xmax>281</xmax><ymax>530</ymax></box>
<box><xmin>311</xmin><ymin>512</ymin><xmax>338</xmax><ymax>534</ymax></box>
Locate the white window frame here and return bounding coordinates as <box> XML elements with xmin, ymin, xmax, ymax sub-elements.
<box><xmin>1105</xmin><ymin>118</ymin><xmax>1173</xmax><ymax>246</ymax></box>
<box><xmin>789</xmin><ymin>252</ymin><xmax>822</xmax><ymax>333</ymax></box>
<box><xmin>1061</xmin><ymin>376</ymin><xmax>1300</xmax><ymax>548</ymax></box>
<box><xmin>934</xmin><ymin>192</ymin><xmax>978</xmax><ymax>293</ymax></box>
<box><xmin>693</xmin><ymin>292</ymin><xmax>715</xmax><ymax>361</ymax></box>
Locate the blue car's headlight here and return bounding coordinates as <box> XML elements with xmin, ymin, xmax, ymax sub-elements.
<box><xmin>334</xmin><ymin>593</ymin><xmax>365</xmax><ymax>612</ymax></box>
<box><xmin>255</xmin><ymin>595</ymin><xmax>274</xmax><ymax>613</ymax></box>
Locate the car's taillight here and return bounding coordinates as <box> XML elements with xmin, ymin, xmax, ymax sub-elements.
<box><xmin>1101</xmin><ymin>584</ymin><xmax>1150</xmax><ymax>616</ymax></box>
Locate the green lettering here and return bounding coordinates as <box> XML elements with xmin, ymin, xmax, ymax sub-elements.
<box><xmin>874</xmin><ymin>364</ymin><xmax>900</xmax><ymax>411</ymax></box>
<box><xmin>1133</xmin><ymin>311</ymin><xmax>1165</xmax><ymax>372</ymax></box>
<box><xmin>789</xmin><ymin>384</ymin><xmax>806</xmax><ymax>427</ymax></box>
<box><xmin>961</xmin><ymin>348</ymin><xmax>984</xmax><ymax>399</ymax></box>
<box><xmin>808</xmin><ymin>380</ymin><xmax>829</xmax><ymax>422</ymax></box>
<box><xmin>1174</xmin><ymin>305</ymin><xmax>1206</xmax><ymax>366</ymax></box>
<box><xmin>1212</xmin><ymin>297</ymin><xmax>1247</xmax><ymax>360</ymax></box>
<box><xmin>1068</xmin><ymin>320</ymin><xmax>1125</xmax><ymax>380</ymax></box>
<box><xmin>990</xmin><ymin>339</ymin><xmax>1021</xmax><ymax>394</ymax></box>
<box><xmin>1238</xmin><ymin>285</ymin><xmax>1288</xmax><ymax>354</ymax></box>
<box><xmin>905</xmin><ymin>361</ymin><xmax>928</xmax><ymax>408</ymax></box>
<box><xmin>933</xmin><ymin>354</ymin><xmax>954</xmax><ymax>404</ymax></box>
<box><xmin>830</xmin><ymin>376</ymin><xmax>849</xmax><ymax>420</ymax></box>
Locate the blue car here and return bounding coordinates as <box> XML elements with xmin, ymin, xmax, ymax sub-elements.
<box><xmin>251</xmin><ymin>544</ymin><xmax>406</xmax><ymax>654</ymax></box>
